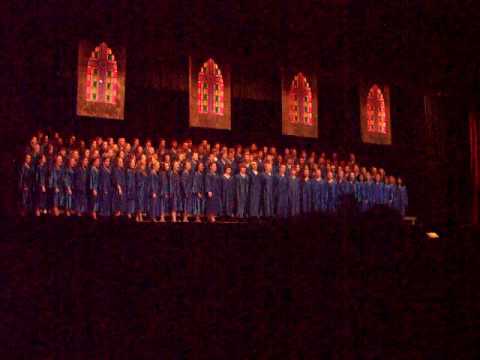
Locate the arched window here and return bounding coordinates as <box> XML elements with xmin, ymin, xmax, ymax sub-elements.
<box><xmin>197</xmin><ymin>58</ymin><xmax>224</xmax><ymax>115</ymax></box>
<box><xmin>289</xmin><ymin>73</ymin><xmax>313</xmax><ymax>126</ymax></box>
<box><xmin>366</xmin><ymin>84</ymin><xmax>387</xmax><ymax>134</ymax></box>
<box><xmin>86</xmin><ymin>42</ymin><xmax>118</xmax><ymax>104</ymax></box>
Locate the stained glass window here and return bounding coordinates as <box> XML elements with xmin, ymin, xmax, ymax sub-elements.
<box><xmin>197</xmin><ymin>58</ymin><xmax>224</xmax><ymax>115</ymax></box>
<box><xmin>86</xmin><ymin>42</ymin><xmax>118</xmax><ymax>104</ymax></box>
<box><xmin>288</xmin><ymin>73</ymin><xmax>313</xmax><ymax>126</ymax></box>
<box><xmin>366</xmin><ymin>84</ymin><xmax>387</xmax><ymax>134</ymax></box>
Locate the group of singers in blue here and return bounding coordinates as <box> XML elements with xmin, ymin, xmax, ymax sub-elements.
<box><xmin>19</xmin><ymin>132</ymin><xmax>408</xmax><ymax>223</ymax></box>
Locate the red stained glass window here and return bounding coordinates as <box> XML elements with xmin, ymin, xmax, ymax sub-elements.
<box><xmin>366</xmin><ymin>84</ymin><xmax>387</xmax><ymax>134</ymax></box>
<box><xmin>86</xmin><ymin>42</ymin><xmax>118</xmax><ymax>104</ymax></box>
<box><xmin>197</xmin><ymin>58</ymin><xmax>224</xmax><ymax>115</ymax></box>
<box><xmin>288</xmin><ymin>73</ymin><xmax>313</xmax><ymax>126</ymax></box>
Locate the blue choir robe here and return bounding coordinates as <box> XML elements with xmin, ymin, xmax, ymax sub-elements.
<box><xmin>49</xmin><ymin>166</ymin><xmax>64</xmax><ymax>208</ymax></box>
<box><xmin>159</xmin><ymin>171</ymin><xmax>170</xmax><ymax>214</ymax></box>
<box><xmin>399</xmin><ymin>185</ymin><xmax>408</xmax><ymax>216</ymax></box>
<box><xmin>235</xmin><ymin>174</ymin><xmax>249</xmax><ymax>218</ymax></box>
<box><xmin>300</xmin><ymin>178</ymin><xmax>314</xmax><ymax>214</ymax></box>
<box><xmin>112</xmin><ymin>167</ymin><xmax>126</xmax><ymax>213</ymax></box>
<box><xmin>89</xmin><ymin>167</ymin><xmax>100</xmax><ymax>212</ymax></box>
<box><xmin>19</xmin><ymin>163</ymin><xmax>34</xmax><ymax>211</ymax></box>
<box><xmin>383</xmin><ymin>184</ymin><xmax>394</xmax><ymax>207</ymax></box>
<box><xmin>366</xmin><ymin>181</ymin><xmax>375</xmax><ymax>210</ymax></box>
<box><xmin>35</xmin><ymin>163</ymin><xmax>48</xmax><ymax>210</ymax></box>
<box><xmin>336</xmin><ymin>180</ymin><xmax>349</xmax><ymax>209</ymax></box>
<box><xmin>135</xmin><ymin>171</ymin><xmax>148</xmax><ymax>213</ymax></box>
<box><xmin>169</xmin><ymin>171</ymin><xmax>182</xmax><ymax>212</ymax></box>
<box><xmin>125</xmin><ymin>168</ymin><xmax>136</xmax><ymax>215</ymax></box>
<box><xmin>373</xmin><ymin>182</ymin><xmax>385</xmax><ymax>205</ymax></box>
<box><xmin>148</xmin><ymin>171</ymin><xmax>160</xmax><ymax>218</ymax></box>
<box><xmin>288</xmin><ymin>176</ymin><xmax>301</xmax><ymax>216</ymax></box>
<box><xmin>63</xmin><ymin>167</ymin><xmax>74</xmax><ymax>210</ymax></box>
<box><xmin>192</xmin><ymin>171</ymin><xmax>205</xmax><ymax>216</ymax></box>
<box><xmin>205</xmin><ymin>172</ymin><xmax>221</xmax><ymax>215</ymax></box>
<box><xmin>274</xmin><ymin>174</ymin><xmax>289</xmax><ymax>218</ymax></box>
<box><xmin>260</xmin><ymin>172</ymin><xmax>274</xmax><ymax>217</ymax></box>
<box><xmin>392</xmin><ymin>185</ymin><xmax>402</xmax><ymax>214</ymax></box>
<box><xmin>312</xmin><ymin>178</ymin><xmax>326</xmax><ymax>212</ymax></box>
<box><xmin>248</xmin><ymin>171</ymin><xmax>262</xmax><ymax>218</ymax></box>
<box><xmin>345</xmin><ymin>181</ymin><xmax>355</xmax><ymax>196</ymax></box>
<box><xmin>326</xmin><ymin>180</ymin><xmax>337</xmax><ymax>214</ymax></box>
<box><xmin>181</xmin><ymin>170</ymin><xmax>194</xmax><ymax>214</ymax></box>
<box><xmin>98</xmin><ymin>166</ymin><xmax>113</xmax><ymax>216</ymax></box>
<box><xmin>354</xmin><ymin>181</ymin><xmax>363</xmax><ymax>204</ymax></box>
<box><xmin>221</xmin><ymin>175</ymin><xmax>235</xmax><ymax>217</ymax></box>
<box><xmin>356</xmin><ymin>182</ymin><xmax>369</xmax><ymax>212</ymax></box>
<box><xmin>73</xmin><ymin>166</ymin><xmax>88</xmax><ymax>213</ymax></box>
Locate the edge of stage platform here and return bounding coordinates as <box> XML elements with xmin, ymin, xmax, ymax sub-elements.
<box><xmin>403</xmin><ymin>216</ymin><xmax>417</xmax><ymax>226</ymax></box>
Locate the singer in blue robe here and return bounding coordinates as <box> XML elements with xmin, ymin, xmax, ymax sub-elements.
<box><xmin>312</xmin><ymin>177</ymin><xmax>326</xmax><ymax>212</ymax></box>
<box><xmin>398</xmin><ymin>183</ymin><xmax>408</xmax><ymax>217</ymax></box>
<box><xmin>125</xmin><ymin>166</ymin><xmax>136</xmax><ymax>217</ymax></box>
<box><xmin>73</xmin><ymin>161</ymin><xmax>88</xmax><ymax>215</ymax></box>
<box><xmin>392</xmin><ymin>185</ymin><xmax>402</xmax><ymax>214</ymax></box>
<box><xmin>169</xmin><ymin>170</ymin><xmax>182</xmax><ymax>213</ymax></box>
<box><xmin>34</xmin><ymin>160</ymin><xmax>48</xmax><ymax>213</ymax></box>
<box><xmin>366</xmin><ymin>178</ymin><xmax>375</xmax><ymax>210</ymax></box>
<box><xmin>373</xmin><ymin>179</ymin><xmax>385</xmax><ymax>206</ymax></box>
<box><xmin>274</xmin><ymin>172</ymin><xmax>289</xmax><ymax>218</ymax></box>
<box><xmin>235</xmin><ymin>171</ymin><xmax>250</xmax><ymax>218</ymax></box>
<box><xmin>221</xmin><ymin>172</ymin><xmax>235</xmax><ymax>217</ymax></box>
<box><xmin>336</xmin><ymin>178</ymin><xmax>349</xmax><ymax>209</ymax></box>
<box><xmin>260</xmin><ymin>170</ymin><xmax>274</xmax><ymax>217</ymax></box>
<box><xmin>288</xmin><ymin>174</ymin><xmax>300</xmax><ymax>216</ymax></box>
<box><xmin>89</xmin><ymin>164</ymin><xmax>100</xmax><ymax>215</ymax></box>
<box><xmin>135</xmin><ymin>168</ymin><xmax>148</xmax><ymax>215</ymax></box>
<box><xmin>345</xmin><ymin>179</ymin><xmax>355</xmax><ymax>196</ymax></box>
<box><xmin>160</xmin><ymin>167</ymin><xmax>170</xmax><ymax>216</ymax></box>
<box><xmin>63</xmin><ymin>165</ymin><xmax>74</xmax><ymax>213</ymax></box>
<box><xmin>49</xmin><ymin>164</ymin><xmax>64</xmax><ymax>210</ymax></box>
<box><xmin>248</xmin><ymin>169</ymin><xmax>262</xmax><ymax>218</ymax></box>
<box><xmin>357</xmin><ymin>180</ymin><xmax>369</xmax><ymax>212</ymax></box>
<box><xmin>354</xmin><ymin>179</ymin><xmax>363</xmax><ymax>208</ymax></box>
<box><xmin>98</xmin><ymin>162</ymin><xmax>113</xmax><ymax>217</ymax></box>
<box><xmin>181</xmin><ymin>168</ymin><xmax>194</xmax><ymax>217</ymax></box>
<box><xmin>192</xmin><ymin>166</ymin><xmax>205</xmax><ymax>219</ymax></box>
<box><xmin>383</xmin><ymin>180</ymin><xmax>394</xmax><ymax>208</ymax></box>
<box><xmin>112</xmin><ymin>164</ymin><xmax>126</xmax><ymax>215</ymax></box>
<box><xmin>300</xmin><ymin>177</ymin><xmax>313</xmax><ymax>214</ymax></box>
<box><xmin>205</xmin><ymin>168</ymin><xmax>221</xmax><ymax>218</ymax></box>
<box><xmin>19</xmin><ymin>158</ymin><xmax>34</xmax><ymax>213</ymax></box>
<box><xmin>148</xmin><ymin>168</ymin><xmax>160</xmax><ymax>220</ymax></box>
<box><xmin>326</xmin><ymin>179</ymin><xmax>337</xmax><ymax>214</ymax></box>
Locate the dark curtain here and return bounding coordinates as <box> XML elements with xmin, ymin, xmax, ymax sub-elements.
<box><xmin>470</xmin><ymin>112</ymin><xmax>480</xmax><ymax>224</ymax></box>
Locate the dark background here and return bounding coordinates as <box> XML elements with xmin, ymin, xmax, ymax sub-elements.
<box><xmin>2</xmin><ymin>0</ymin><xmax>477</xmax><ymax>225</ymax></box>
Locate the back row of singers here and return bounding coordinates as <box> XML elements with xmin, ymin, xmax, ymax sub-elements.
<box><xmin>19</xmin><ymin>153</ymin><xmax>408</xmax><ymax>223</ymax></box>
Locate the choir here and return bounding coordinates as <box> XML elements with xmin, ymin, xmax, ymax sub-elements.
<box><xmin>18</xmin><ymin>132</ymin><xmax>409</xmax><ymax>222</ymax></box>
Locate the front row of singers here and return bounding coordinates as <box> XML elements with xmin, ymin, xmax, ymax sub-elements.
<box><xmin>19</xmin><ymin>153</ymin><xmax>408</xmax><ymax>222</ymax></box>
